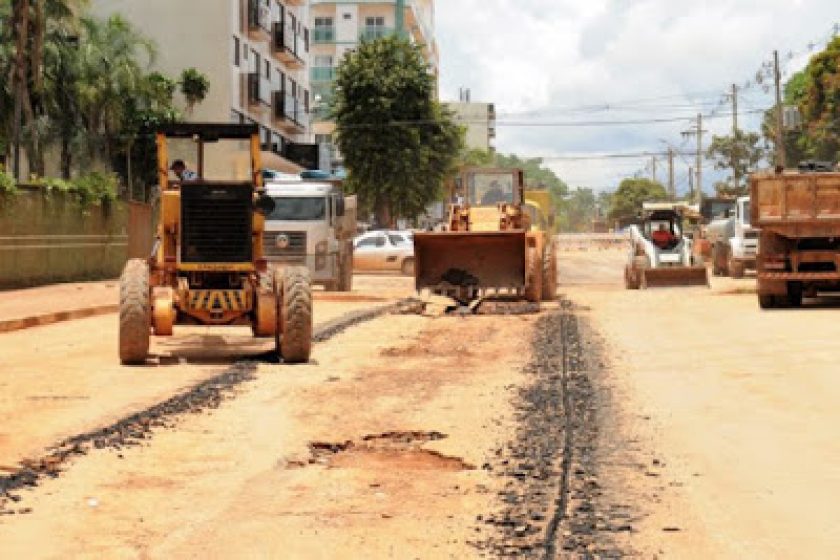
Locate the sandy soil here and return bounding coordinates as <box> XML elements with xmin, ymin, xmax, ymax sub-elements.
<box><xmin>559</xmin><ymin>249</ymin><xmax>840</xmax><ymax>558</ymax></box>
<box><xmin>0</xmin><ymin>275</ymin><xmax>410</xmax><ymax>468</ymax></box>
<box><xmin>0</xmin><ymin>294</ymin><xmax>540</xmax><ymax>558</ymax></box>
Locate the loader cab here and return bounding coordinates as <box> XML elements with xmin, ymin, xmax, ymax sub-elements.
<box><xmin>642</xmin><ymin>209</ymin><xmax>683</xmax><ymax>251</ymax></box>
<box><xmin>460</xmin><ymin>169</ymin><xmax>524</xmax><ymax>207</ymax></box>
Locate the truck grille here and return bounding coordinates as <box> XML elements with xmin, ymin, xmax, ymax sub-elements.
<box><xmin>181</xmin><ymin>184</ymin><xmax>253</xmax><ymax>263</ymax></box>
<box><xmin>263</xmin><ymin>231</ymin><xmax>307</xmax><ymax>257</ymax></box>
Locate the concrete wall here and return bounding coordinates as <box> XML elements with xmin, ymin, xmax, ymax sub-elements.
<box><xmin>0</xmin><ymin>188</ymin><xmax>132</xmax><ymax>289</ymax></box>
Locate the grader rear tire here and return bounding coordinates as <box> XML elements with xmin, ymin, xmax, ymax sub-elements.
<box><xmin>541</xmin><ymin>246</ymin><xmax>557</xmax><ymax>301</ymax></box>
<box><xmin>276</xmin><ymin>266</ymin><xmax>312</xmax><ymax>364</ymax></box>
<box><xmin>119</xmin><ymin>259</ymin><xmax>151</xmax><ymax>365</ymax></box>
<box><xmin>524</xmin><ymin>246</ymin><xmax>543</xmax><ymax>303</ymax></box>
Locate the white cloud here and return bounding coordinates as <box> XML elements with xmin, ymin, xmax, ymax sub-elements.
<box><xmin>436</xmin><ymin>0</ymin><xmax>840</xmax><ymax>193</ymax></box>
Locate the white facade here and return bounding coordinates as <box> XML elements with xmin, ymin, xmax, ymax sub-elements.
<box><xmin>446</xmin><ymin>102</ymin><xmax>497</xmax><ymax>152</ymax></box>
<box><xmin>92</xmin><ymin>0</ymin><xmax>314</xmax><ymax>170</ymax></box>
<box><xmin>308</xmin><ymin>0</ymin><xmax>438</xmax><ymax>168</ymax></box>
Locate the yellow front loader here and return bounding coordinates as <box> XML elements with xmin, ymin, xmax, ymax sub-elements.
<box><xmin>414</xmin><ymin>168</ymin><xmax>557</xmax><ymax>304</ymax></box>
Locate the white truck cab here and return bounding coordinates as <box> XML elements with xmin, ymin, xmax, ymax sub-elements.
<box><xmin>263</xmin><ymin>179</ymin><xmax>356</xmax><ymax>291</ymax></box>
<box><xmin>706</xmin><ymin>195</ymin><xmax>758</xmax><ymax>278</ymax></box>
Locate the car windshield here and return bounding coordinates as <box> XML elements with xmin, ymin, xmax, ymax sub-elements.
<box><xmin>268</xmin><ymin>197</ymin><xmax>326</xmax><ymax>221</ymax></box>
<box><xmin>389</xmin><ymin>234</ymin><xmax>410</xmax><ymax>246</ymax></box>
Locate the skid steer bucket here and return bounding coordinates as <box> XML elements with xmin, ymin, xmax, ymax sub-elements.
<box><xmin>414</xmin><ymin>231</ymin><xmax>527</xmax><ymax>302</ymax></box>
<box><xmin>641</xmin><ymin>266</ymin><xmax>709</xmax><ymax>288</ymax></box>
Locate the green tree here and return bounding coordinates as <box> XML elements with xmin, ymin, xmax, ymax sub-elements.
<box><xmin>558</xmin><ymin>187</ymin><xmax>597</xmax><ymax>232</ymax></box>
<box><xmin>764</xmin><ymin>37</ymin><xmax>840</xmax><ymax>165</ymax></box>
<box><xmin>705</xmin><ymin>130</ymin><xmax>766</xmax><ymax>196</ymax></box>
<box><xmin>333</xmin><ymin>35</ymin><xmax>461</xmax><ymax>226</ymax></box>
<box><xmin>607</xmin><ymin>177</ymin><xmax>667</xmax><ymax>226</ymax></box>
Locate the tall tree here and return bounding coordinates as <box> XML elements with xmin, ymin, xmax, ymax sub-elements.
<box><xmin>705</xmin><ymin>130</ymin><xmax>767</xmax><ymax>196</ymax></box>
<box><xmin>333</xmin><ymin>35</ymin><xmax>461</xmax><ymax>226</ymax></box>
<box><xmin>607</xmin><ymin>177</ymin><xmax>668</xmax><ymax>226</ymax></box>
<box><xmin>764</xmin><ymin>37</ymin><xmax>840</xmax><ymax>165</ymax></box>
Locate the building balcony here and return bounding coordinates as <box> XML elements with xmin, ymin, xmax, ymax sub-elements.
<box><xmin>312</xmin><ymin>27</ymin><xmax>335</xmax><ymax>43</ymax></box>
<box><xmin>273</xmin><ymin>91</ymin><xmax>306</xmax><ymax>133</ymax></box>
<box><xmin>241</xmin><ymin>72</ymin><xmax>267</xmax><ymax>114</ymax></box>
<box><xmin>272</xmin><ymin>22</ymin><xmax>306</xmax><ymax>69</ymax></box>
<box><xmin>242</xmin><ymin>0</ymin><xmax>271</xmax><ymax>41</ymax></box>
<box><xmin>311</xmin><ymin>66</ymin><xmax>336</xmax><ymax>83</ymax></box>
<box><xmin>360</xmin><ymin>26</ymin><xmax>393</xmax><ymax>41</ymax></box>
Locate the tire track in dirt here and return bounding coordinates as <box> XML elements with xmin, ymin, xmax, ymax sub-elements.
<box><xmin>472</xmin><ymin>301</ymin><xmax>627</xmax><ymax>558</ymax></box>
<box><xmin>0</xmin><ymin>299</ymin><xmax>416</xmax><ymax>515</ymax></box>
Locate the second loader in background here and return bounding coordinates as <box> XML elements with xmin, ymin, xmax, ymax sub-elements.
<box><xmin>625</xmin><ymin>202</ymin><xmax>709</xmax><ymax>289</ymax></box>
<box><xmin>413</xmin><ymin>167</ymin><xmax>557</xmax><ymax>306</ymax></box>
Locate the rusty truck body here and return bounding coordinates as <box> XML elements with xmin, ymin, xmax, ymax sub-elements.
<box><xmin>752</xmin><ymin>164</ymin><xmax>840</xmax><ymax>308</ymax></box>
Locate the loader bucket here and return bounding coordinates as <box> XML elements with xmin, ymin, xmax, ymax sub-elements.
<box><xmin>641</xmin><ymin>266</ymin><xmax>709</xmax><ymax>288</ymax></box>
<box><xmin>414</xmin><ymin>231</ymin><xmax>526</xmax><ymax>300</ymax></box>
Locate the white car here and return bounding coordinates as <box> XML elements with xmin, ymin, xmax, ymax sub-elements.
<box><xmin>353</xmin><ymin>230</ymin><xmax>415</xmax><ymax>275</ymax></box>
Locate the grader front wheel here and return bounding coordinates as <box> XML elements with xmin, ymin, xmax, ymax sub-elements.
<box><xmin>524</xmin><ymin>246</ymin><xmax>543</xmax><ymax>303</ymax></box>
<box><xmin>119</xmin><ymin>259</ymin><xmax>151</xmax><ymax>365</ymax></box>
<box><xmin>275</xmin><ymin>266</ymin><xmax>313</xmax><ymax>363</ymax></box>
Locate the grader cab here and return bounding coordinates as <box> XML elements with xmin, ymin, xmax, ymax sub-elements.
<box><xmin>118</xmin><ymin>123</ymin><xmax>312</xmax><ymax>365</ymax></box>
<box><xmin>414</xmin><ymin>167</ymin><xmax>557</xmax><ymax>304</ymax></box>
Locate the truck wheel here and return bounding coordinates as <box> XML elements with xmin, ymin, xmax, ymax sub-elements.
<box><xmin>401</xmin><ymin>257</ymin><xmax>415</xmax><ymax>276</ymax></box>
<box><xmin>119</xmin><ymin>259</ymin><xmax>151</xmax><ymax>365</ymax></box>
<box><xmin>729</xmin><ymin>259</ymin><xmax>745</xmax><ymax>279</ymax></box>
<box><xmin>624</xmin><ymin>264</ymin><xmax>640</xmax><ymax>290</ymax></box>
<box><xmin>758</xmin><ymin>294</ymin><xmax>777</xmax><ymax>309</ymax></box>
<box><xmin>339</xmin><ymin>253</ymin><xmax>353</xmax><ymax>291</ymax></box>
<box><xmin>275</xmin><ymin>266</ymin><xmax>312</xmax><ymax>363</ymax></box>
<box><xmin>541</xmin><ymin>246</ymin><xmax>557</xmax><ymax>300</ymax></box>
<box><xmin>524</xmin><ymin>247</ymin><xmax>543</xmax><ymax>303</ymax></box>
<box><xmin>787</xmin><ymin>282</ymin><xmax>803</xmax><ymax>308</ymax></box>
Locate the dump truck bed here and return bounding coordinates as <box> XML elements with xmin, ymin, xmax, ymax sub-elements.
<box><xmin>751</xmin><ymin>171</ymin><xmax>840</xmax><ymax>237</ymax></box>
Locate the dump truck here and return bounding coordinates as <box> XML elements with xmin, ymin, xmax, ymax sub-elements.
<box><xmin>624</xmin><ymin>202</ymin><xmax>709</xmax><ymax>289</ymax></box>
<box><xmin>262</xmin><ymin>177</ymin><xmax>356</xmax><ymax>292</ymax></box>
<box><xmin>706</xmin><ymin>195</ymin><xmax>758</xmax><ymax>278</ymax></box>
<box><xmin>752</xmin><ymin>162</ymin><xmax>840</xmax><ymax>308</ymax></box>
<box><xmin>118</xmin><ymin>123</ymin><xmax>312</xmax><ymax>365</ymax></box>
<box><xmin>414</xmin><ymin>167</ymin><xmax>557</xmax><ymax>304</ymax></box>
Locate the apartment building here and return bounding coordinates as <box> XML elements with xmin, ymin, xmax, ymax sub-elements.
<box><xmin>445</xmin><ymin>99</ymin><xmax>497</xmax><ymax>152</ymax></box>
<box><xmin>93</xmin><ymin>0</ymin><xmax>315</xmax><ymax>172</ymax></box>
<box><xmin>308</xmin><ymin>0</ymin><xmax>438</xmax><ymax>170</ymax></box>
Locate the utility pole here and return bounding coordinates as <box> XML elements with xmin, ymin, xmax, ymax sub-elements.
<box><xmin>695</xmin><ymin>113</ymin><xmax>703</xmax><ymax>204</ymax></box>
<box><xmin>651</xmin><ymin>156</ymin><xmax>657</xmax><ymax>184</ymax></box>
<box><xmin>731</xmin><ymin>83</ymin><xmax>740</xmax><ymax>190</ymax></box>
<box><xmin>682</xmin><ymin>114</ymin><xmax>707</xmax><ymax>204</ymax></box>
<box><xmin>773</xmin><ymin>50</ymin><xmax>786</xmax><ymax>168</ymax></box>
<box><xmin>668</xmin><ymin>147</ymin><xmax>675</xmax><ymax>200</ymax></box>
<box><xmin>688</xmin><ymin>166</ymin><xmax>694</xmax><ymax>202</ymax></box>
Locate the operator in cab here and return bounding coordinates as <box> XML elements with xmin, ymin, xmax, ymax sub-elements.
<box><xmin>651</xmin><ymin>223</ymin><xmax>675</xmax><ymax>249</ymax></box>
<box><xmin>170</xmin><ymin>159</ymin><xmax>198</xmax><ymax>181</ymax></box>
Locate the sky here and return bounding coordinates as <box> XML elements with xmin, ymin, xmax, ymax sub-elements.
<box><xmin>436</xmin><ymin>0</ymin><xmax>839</xmax><ymax>195</ymax></box>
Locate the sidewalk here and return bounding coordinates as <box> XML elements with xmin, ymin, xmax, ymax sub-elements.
<box><xmin>0</xmin><ymin>280</ymin><xmax>118</xmax><ymax>334</ymax></box>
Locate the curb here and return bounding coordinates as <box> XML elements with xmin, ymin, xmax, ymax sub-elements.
<box><xmin>0</xmin><ymin>305</ymin><xmax>118</xmax><ymax>334</ymax></box>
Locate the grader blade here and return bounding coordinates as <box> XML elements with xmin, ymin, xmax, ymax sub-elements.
<box><xmin>641</xmin><ymin>266</ymin><xmax>709</xmax><ymax>288</ymax></box>
<box><xmin>414</xmin><ymin>231</ymin><xmax>527</xmax><ymax>301</ymax></box>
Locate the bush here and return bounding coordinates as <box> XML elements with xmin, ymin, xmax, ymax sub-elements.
<box><xmin>0</xmin><ymin>172</ymin><xmax>17</xmax><ymax>197</ymax></box>
<box><xmin>34</xmin><ymin>172</ymin><xmax>119</xmax><ymax>206</ymax></box>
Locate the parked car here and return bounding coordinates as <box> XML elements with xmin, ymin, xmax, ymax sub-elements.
<box><xmin>353</xmin><ymin>230</ymin><xmax>415</xmax><ymax>275</ymax></box>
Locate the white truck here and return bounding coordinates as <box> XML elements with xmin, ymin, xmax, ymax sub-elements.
<box><xmin>263</xmin><ymin>179</ymin><xmax>356</xmax><ymax>291</ymax></box>
<box><xmin>706</xmin><ymin>196</ymin><xmax>758</xmax><ymax>279</ymax></box>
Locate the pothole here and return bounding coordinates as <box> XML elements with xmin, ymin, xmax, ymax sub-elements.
<box><xmin>299</xmin><ymin>431</ymin><xmax>474</xmax><ymax>472</ymax></box>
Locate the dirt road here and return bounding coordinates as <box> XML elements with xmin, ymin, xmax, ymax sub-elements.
<box><xmin>3</xmin><ymin>253</ymin><xmax>840</xmax><ymax>558</ymax></box>
<box><xmin>559</xmin><ymin>249</ymin><xmax>840</xmax><ymax>558</ymax></box>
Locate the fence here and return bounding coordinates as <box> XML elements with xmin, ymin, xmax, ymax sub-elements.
<box><xmin>0</xmin><ymin>187</ymin><xmax>152</xmax><ymax>289</ymax></box>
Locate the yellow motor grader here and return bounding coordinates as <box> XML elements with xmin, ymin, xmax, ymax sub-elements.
<box><xmin>414</xmin><ymin>167</ymin><xmax>557</xmax><ymax>304</ymax></box>
<box><xmin>119</xmin><ymin>123</ymin><xmax>312</xmax><ymax>365</ymax></box>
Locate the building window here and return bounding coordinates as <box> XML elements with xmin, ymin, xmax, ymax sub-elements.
<box><xmin>264</xmin><ymin>60</ymin><xmax>270</xmax><ymax>79</ymax></box>
<box><xmin>313</xmin><ymin>17</ymin><xmax>334</xmax><ymax>43</ymax></box>
<box><xmin>343</xmin><ymin>12</ymin><xmax>351</xmax><ymax>20</ymax></box>
<box><xmin>233</xmin><ymin>36</ymin><xmax>240</xmax><ymax>66</ymax></box>
<box><xmin>364</xmin><ymin>16</ymin><xmax>387</xmax><ymax>40</ymax></box>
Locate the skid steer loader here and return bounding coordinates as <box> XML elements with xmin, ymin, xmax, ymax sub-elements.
<box><xmin>119</xmin><ymin>123</ymin><xmax>312</xmax><ymax>365</ymax></box>
<box><xmin>414</xmin><ymin>167</ymin><xmax>557</xmax><ymax>304</ymax></box>
<box><xmin>624</xmin><ymin>203</ymin><xmax>709</xmax><ymax>289</ymax></box>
